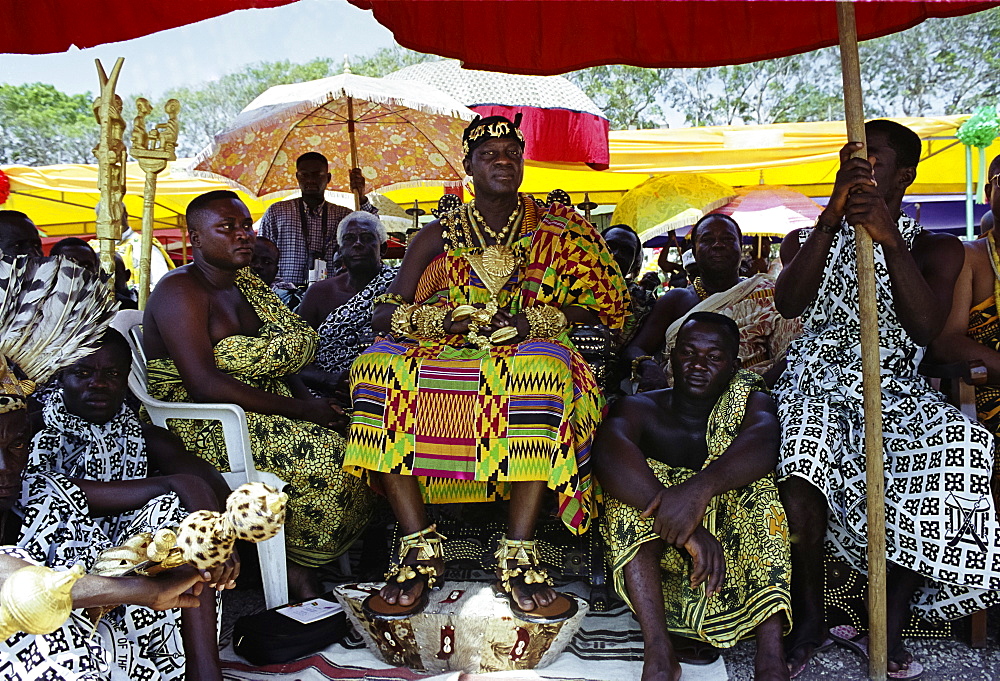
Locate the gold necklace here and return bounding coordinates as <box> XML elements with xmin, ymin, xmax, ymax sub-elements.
<box><xmin>693</xmin><ymin>277</ymin><xmax>710</xmax><ymax>301</ymax></box>
<box><xmin>470</xmin><ymin>197</ymin><xmax>521</xmax><ymax>245</ymax></box>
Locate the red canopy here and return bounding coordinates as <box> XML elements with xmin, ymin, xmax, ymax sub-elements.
<box><xmin>1</xmin><ymin>0</ymin><xmax>298</xmax><ymax>54</ymax></box>
<box><xmin>348</xmin><ymin>0</ymin><xmax>999</xmax><ymax>74</ymax></box>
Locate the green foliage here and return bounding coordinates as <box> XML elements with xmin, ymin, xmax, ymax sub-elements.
<box><xmin>0</xmin><ymin>83</ymin><xmax>96</xmax><ymax>165</ymax></box>
<box><xmin>350</xmin><ymin>46</ymin><xmax>436</xmax><ymax>78</ymax></box>
<box><xmin>566</xmin><ymin>65</ymin><xmax>667</xmax><ymax>129</ymax></box>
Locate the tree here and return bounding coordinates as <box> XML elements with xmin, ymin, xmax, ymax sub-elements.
<box><xmin>860</xmin><ymin>11</ymin><xmax>1000</xmax><ymax>117</ymax></box>
<box><xmin>0</xmin><ymin>83</ymin><xmax>96</xmax><ymax>165</ymax></box>
<box><xmin>566</xmin><ymin>65</ymin><xmax>667</xmax><ymax>129</ymax></box>
<box><xmin>147</xmin><ymin>58</ymin><xmax>337</xmax><ymax>157</ymax></box>
<box><xmin>350</xmin><ymin>45</ymin><xmax>436</xmax><ymax>78</ymax></box>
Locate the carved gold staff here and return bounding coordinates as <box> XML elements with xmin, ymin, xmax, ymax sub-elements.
<box><xmin>93</xmin><ymin>58</ymin><xmax>126</xmax><ymax>294</ymax></box>
<box><xmin>129</xmin><ymin>98</ymin><xmax>180</xmax><ymax>308</ymax></box>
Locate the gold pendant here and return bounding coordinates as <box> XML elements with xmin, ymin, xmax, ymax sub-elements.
<box><xmin>481</xmin><ymin>245</ymin><xmax>516</xmax><ymax>280</ymax></box>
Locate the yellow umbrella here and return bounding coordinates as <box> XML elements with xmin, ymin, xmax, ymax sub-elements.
<box><xmin>611</xmin><ymin>174</ymin><xmax>736</xmax><ymax>240</ymax></box>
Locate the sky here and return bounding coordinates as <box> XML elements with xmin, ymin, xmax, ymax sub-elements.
<box><xmin>0</xmin><ymin>0</ymin><xmax>398</xmax><ymax>96</ymax></box>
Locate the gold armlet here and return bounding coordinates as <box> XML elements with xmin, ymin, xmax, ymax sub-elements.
<box><xmin>525</xmin><ymin>305</ymin><xmax>568</xmax><ymax>339</ymax></box>
<box><xmin>374</xmin><ymin>292</ymin><xmax>408</xmax><ymax>308</ymax></box>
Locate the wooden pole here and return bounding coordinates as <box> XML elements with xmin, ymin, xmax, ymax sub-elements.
<box><xmin>347</xmin><ymin>96</ymin><xmax>361</xmax><ymax>211</ymax></box>
<box><xmin>837</xmin><ymin>3</ymin><xmax>887</xmax><ymax>679</ymax></box>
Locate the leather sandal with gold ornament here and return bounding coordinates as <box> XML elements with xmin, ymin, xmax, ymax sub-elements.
<box><xmin>362</xmin><ymin>524</ymin><xmax>446</xmax><ymax>620</ymax></box>
<box><xmin>492</xmin><ymin>535</ymin><xmax>577</xmax><ymax>623</ymax></box>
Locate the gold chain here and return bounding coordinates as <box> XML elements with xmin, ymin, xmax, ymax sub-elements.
<box><xmin>692</xmin><ymin>277</ymin><xmax>710</xmax><ymax>301</ymax></box>
<box><xmin>469</xmin><ymin>197</ymin><xmax>522</xmax><ymax>246</ymax></box>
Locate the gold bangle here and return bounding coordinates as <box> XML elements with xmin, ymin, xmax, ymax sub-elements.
<box><xmin>390</xmin><ymin>303</ymin><xmax>417</xmax><ymax>337</ymax></box>
<box><xmin>411</xmin><ymin>305</ymin><xmax>448</xmax><ymax>339</ymax></box>
<box><xmin>525</xmin><ymin>305</ymin><xmax>568</xmax><ymax>339</ymax></box>
<box><xmin>374</xmin><ymin>292</ymin><xmax>408</xmax><ymax>307</ymax></box>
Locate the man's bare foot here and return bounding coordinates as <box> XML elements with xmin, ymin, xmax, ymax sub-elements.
<box><xmin>379</xmin><ymin>554</ymin><xmax>444</xmax><ymax>607</ymax></box>
<box><xmin>287</xmin><ymin>561</ymin><xmax>324</xmax><ymax>602</ymax></box>
<box><xmin>888</xmin><ymin>642</ymin><xmax>915</xmax><ymax>675</ymax></box>
<box><xmin>641</xmin><ymin>648</ymin><xmax>682</xmax><ymax>681</ymax></box>
<box><xmin>784</xmin><ymin>614</ymin><xmax>829</xmax><ymax>676</ymax></box>
<box><xmin>500</xmin><ymin>569</ymin><xmax>558</xmax><ymax>612</ymax></box>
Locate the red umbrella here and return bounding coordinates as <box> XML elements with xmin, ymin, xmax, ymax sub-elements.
<box><xmin>1</xmin><ymin>1</ymin><xmax>299</xmax><ymax>54</ymax></box>
<box><xmin>347</xmin><ymin>1</ymin><xmax>997</xmax><ymax>75</ymax></box>
<box><xmin>346</xmin><ymin>3</ymin><xmax>999</xmax><ymax>678</ymax></box>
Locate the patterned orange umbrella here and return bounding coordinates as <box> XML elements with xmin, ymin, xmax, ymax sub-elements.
<box><xmin>191</xmin><ymin>73</ymin><xmax>476</xmax><ymax>202</ymax></box>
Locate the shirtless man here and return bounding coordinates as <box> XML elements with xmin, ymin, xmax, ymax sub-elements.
<box><xmin>595</xmin><ymin>312</ymin><xmax>790</xmax><ymax>681</ymax></box>
<box><xmin>932</xmin><ymin>154</ymin><xmax>1000</xmax><ymax>440</ymax></box>
<box><xmin>145</xmin><ymin>190</ymin><xmax>374</xmax><ymax>600</ymax></box>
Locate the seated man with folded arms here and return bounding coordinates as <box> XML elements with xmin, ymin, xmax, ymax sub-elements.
<box><xmin>595</xmin><ymin>312</ymin><xmax>791</xmax><ymax>681</ymax></box>
<box><xmin>27</xmin><ymin>330</ymin><xmax>237</xmax><ymax>681</ymax></box>
<box><xmin>144</xmin><ymin>190</ymin><xmax>375</xmax><ymax>600</ymax></box>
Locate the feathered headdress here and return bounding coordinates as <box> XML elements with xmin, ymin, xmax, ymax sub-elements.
<box><xmin>0</xmin><ymin>255</ymin><xmax>118</xmax><ymax>413</ymax></box>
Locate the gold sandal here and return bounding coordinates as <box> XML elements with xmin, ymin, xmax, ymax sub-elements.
<box><xmin>363</xmin><ymin>524</ymin><xmax>445</xmax><ymax>620</ymax></box>
<box><xmin>494</xmin><ymin>535</ymin><xmax>577</xmax><ymax>623</ymax></box>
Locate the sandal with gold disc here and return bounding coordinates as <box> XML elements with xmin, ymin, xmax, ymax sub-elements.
<box><xmin>493</xmin><ymin>535</ymin><xmax>578</xmax><ymax>623</ymax></box>
<box><xmin>362</xmin><ymin>524</ymin><xmax>445</xmax><ymax>620</ymax></box>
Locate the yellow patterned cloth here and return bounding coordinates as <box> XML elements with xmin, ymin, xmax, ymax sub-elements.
<box><xmin>146</xmin><ymin>268</ymin><xmax>376</xmax><ymax>567</ymax></box>
<box><xmin>601</xmin><ymin>371</ymin><xmax>792</xmax><ymax>646</ymax></box>
<box><xmin>345</xmin><ymin>196</ymin><xmax>627</xmax><ymax>534</ymax></box>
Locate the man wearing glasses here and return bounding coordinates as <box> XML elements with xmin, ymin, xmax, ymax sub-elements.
<box><xmin>932</xmin><ymin>155</ymin><xmax>1000</xmax><ymax>442</ymax></box>
<box><xmin>258</xmin><ymin>152</ymin><xmax>378</xmax><ymax>306</ymax></box>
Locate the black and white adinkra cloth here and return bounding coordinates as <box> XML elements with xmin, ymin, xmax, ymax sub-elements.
<box><xmin>774</xmin><ymin>214</ymin><xmax>1000</xmax><ymax>622</ymax></box>
<box><xmin>316</xmin><ymin>264</ymin><xmax>398</xmax><ymax>375</ymax></box>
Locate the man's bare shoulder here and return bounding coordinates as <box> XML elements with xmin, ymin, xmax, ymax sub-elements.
<box><xmin>963</xmin><ymin>237</ymin><xmax>992</xmax><ymax>271</ymax></box>
<box><xmin>744</xmin><ymin>390</ymin><xmax>778</xmax><ymax>418</ymax></box>
<box><xmin>607</xmin><ymin>390</ymin><xmax>669</xmax><ymax>421</ymax></box>
<box><xmin>652</xmin><ymin>287</ymin><xmax>699</xmax><ymax>318</ymax></box>
<box><xmin>912</xmin><ymin>230</ymin><xmax>965</xmax><ymax>275</ymax></box>
<box><xmin>146</xmin><ymin>266</ymin><xmax>210</xmax><ymax>311</ymax></box>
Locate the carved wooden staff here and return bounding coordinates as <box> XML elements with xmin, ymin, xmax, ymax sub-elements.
<box><xmin>837</xmin><ymin>3</ymin><xmax>887</xmax><ymax>679</ymax></box>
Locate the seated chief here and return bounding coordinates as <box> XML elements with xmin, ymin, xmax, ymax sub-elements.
<box><xmin>143</xmin><ymin>190</ymin><xmax>376</xmax><ymax>601</ymax></box>
<box><xmin>595</xmin><ymin>312</ymin><xmax>791</xmax><ymax>681</ymax></box>
<box><xmin>344</xmin><ymin>115</ymin><xmax>627</xmax><ymax>619</ymax></box>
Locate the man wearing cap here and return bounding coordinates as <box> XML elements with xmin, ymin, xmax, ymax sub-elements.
<box><xmin>625</xmin><ymin>214</ymin><xmax>800</xmax><ymax>393</ymax></box>
<box><xmin>344</xmin><ymin>114</ymin><xmax>627</xmax><ymax>620</ymax></box>
<box><xmin>258</xmin><ymin>153</ymin><xmax>378</xmax><ymax>304</ymax></box>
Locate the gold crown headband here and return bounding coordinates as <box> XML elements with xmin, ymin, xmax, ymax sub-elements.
<box><xmin>462</xmin><ymin>120</ymin><xmax>525</xmax><ymax>155</ymax></box>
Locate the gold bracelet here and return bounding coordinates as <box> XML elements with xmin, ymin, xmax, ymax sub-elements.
<box><xmin>525</xmin><ymin>305</ymin><xmax>568</xmax><ymax>339</ymax></box>
<box><xmin>630</xmin><ymin>355</ymin><xmax>654</xmax><ymax>382</ymax></box>
<box><xmin>374</xmin><ymin>292</ymin><xmax>407</xmax><ymax>307</ymax></box>
<box><xmin>390</xmin><ymin>303</ymin><xmax>417</xmax><ymax>337</ymax></box>
<box><xmin>410</xmin><ymin>305</ymin><xmax>448</xmax><ymax>339</ymax></box>
<box><xmin>466</xmin><ymin>320</ymin><xmax>493</xmax><ymax>351</ymax></box>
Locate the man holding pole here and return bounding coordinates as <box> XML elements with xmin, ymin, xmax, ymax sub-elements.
<box><xmin>258</xmin><ymin>152</ymin><xmax>377</xmax><ymax>305</ymax></box>
<box><xmin>775</xmin><ymin>120</ymin><xmax>1000</xmax><ymax>679</ymax></box>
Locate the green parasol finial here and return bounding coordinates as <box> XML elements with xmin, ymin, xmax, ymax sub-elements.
<box><xmin>957</xmin><ymin>106</ymin><xmax>1000</xmax><ymax>148</ymax></box>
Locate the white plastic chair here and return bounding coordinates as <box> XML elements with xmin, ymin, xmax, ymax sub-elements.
<box><xmin>111</xmin><ymin>309</ymin><xmax>289</xmax><ymax>609</ymax></box>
